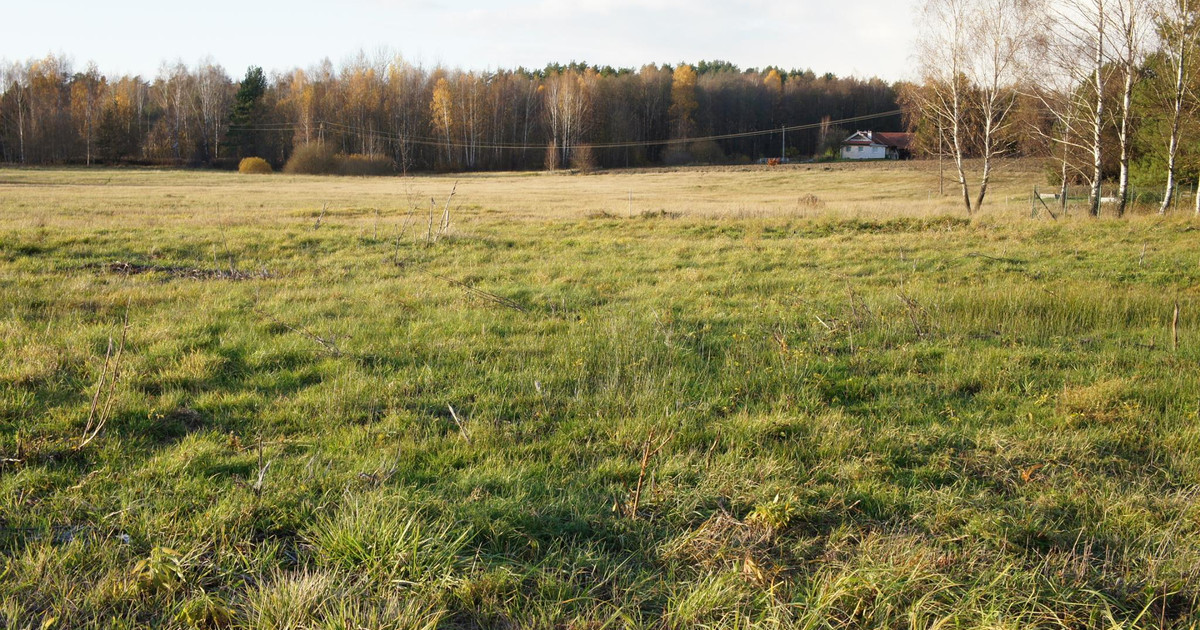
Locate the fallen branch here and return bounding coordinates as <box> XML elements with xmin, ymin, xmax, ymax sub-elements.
<box><xmin>434</xmin><ymin>274</ymin><xmax>528</xmax><ymax>313</ymax></box>
<box><xmin>254</xmin><ymin>308</ymin><xmax>344</xmax><ymax>357</ymax></box>
<box><xmin>965</xmin><ymin>252</ymin><xmax>1026</xmax><ymax>265</ymax></box>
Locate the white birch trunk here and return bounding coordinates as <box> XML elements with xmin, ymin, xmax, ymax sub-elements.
<box><xmin>1089</xmin><ymin>0</ymin><xmax>1105</xmax><ymax>217</ymax></box>
<box><xmin>1161</xmin><ymin>2</ymin><xmax>1190</xmax><ymax>214</ymax></box>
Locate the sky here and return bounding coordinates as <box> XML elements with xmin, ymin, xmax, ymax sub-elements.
<box><xmin>4</xmin><ymin>0</ymin><xmax>918</xmax><ymax>82</ymax></box>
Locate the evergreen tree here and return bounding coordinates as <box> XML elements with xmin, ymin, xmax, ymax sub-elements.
<box><xmin>95</xmin><ymin>100</ymin><xmax>139</xmax><ymax>162</ymax></box>
<box><xmin>223</xmin><ymin>66</ymin><xmax>267</xmax><ymax>160</ymax></box>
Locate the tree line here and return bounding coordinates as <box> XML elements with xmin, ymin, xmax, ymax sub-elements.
<box><xmin>906</xmin><ymin>0</ymin><xmax>1200</xmax><ymax>215</ymax></box>
<box><xmin>0</xmin><ymin>54</ymin><xmax>902</xmax><ymax>172</ymax></box>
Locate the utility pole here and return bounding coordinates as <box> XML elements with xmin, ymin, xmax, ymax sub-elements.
<box><xmin>781</xmin><ymin>125</ymin><xmax>786</xmax><ymax>161</ymax></box>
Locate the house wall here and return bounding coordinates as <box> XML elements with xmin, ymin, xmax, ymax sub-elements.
<box><xmin>841</xmin><ymin>145</ymin><xmax>886</xmax><ymax>160</ymax></box>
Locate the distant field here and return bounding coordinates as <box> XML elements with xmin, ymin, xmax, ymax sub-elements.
<box><xmin>0</xmin><ymin>159</ymin><xmax>1048</xmax><ymax>226</ymax></box>
<box><xmin>1</xmin><ymin>162</ymin><xmax>1198</xmax><ymax>629</ymax></box>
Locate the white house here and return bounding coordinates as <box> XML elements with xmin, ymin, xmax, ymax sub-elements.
<box><xmin>840</xmin><ymin>131</ymin><xmax>913</xmax><ymax>160</ymax></box>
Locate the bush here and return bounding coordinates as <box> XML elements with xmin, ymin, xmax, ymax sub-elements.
<box><xmin>688</xmin><ymin>140</ymin><xmax>725</xmax><ymax>164</ymax></box>
<box><xmin>285</xmin><ymin>144</ymin><xmax>395</xmax><ymax>176</ymax></box>
<box><xmin>284</xmin><ymin>143</ymin><xmax>339</xmax><ymax>175</ymax></box>
<box><xmin>570</xmin><ymin>144</ymin><xmax>596</xmax><ymax>173</ymax></box>
<box><xmin>339</xmin><ymin>154</ymin><xmax>395</xmax><ymax>176</ymax></box>
<box><xmin>238</xmin><ymin>157</ymin><xmax>273</xmax><ymax>175</ymax></box>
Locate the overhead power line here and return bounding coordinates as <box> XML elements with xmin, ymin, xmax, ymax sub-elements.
<box><xmin>226</xmin><ymin>109</ymin><xmax>903</xmax><ymax>152</ymax></box>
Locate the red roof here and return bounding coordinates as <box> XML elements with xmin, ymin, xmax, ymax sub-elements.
<box><xmin>872</xmin><ymin>132</ymin><xmax>913</xmax><ymax>150</ymax></box>
<box><xmin>842</xmin><ymin>131</ymin><xmax>914</xmax><ymax>149</ymax></box>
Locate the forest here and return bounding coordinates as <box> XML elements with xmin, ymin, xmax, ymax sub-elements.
<box><xmin>0</xmin><ymin>56</ymin><xmax>901</xmax><ymax>172</ymax></box>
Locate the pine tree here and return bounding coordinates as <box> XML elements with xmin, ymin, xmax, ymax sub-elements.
<box><xmin>223</xmin><ymin>66</ymin><xmax>267</xmax><ymax>160</ymax></box>
<box><xmin>95</xmin><ymin>98</ymin><xmax>138</xmax><ymax>162</ymax></box>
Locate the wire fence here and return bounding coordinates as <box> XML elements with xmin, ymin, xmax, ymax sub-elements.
<box><xmin>1029</xmin><ymin>183</ymin><xmax>1199</xmax><ymax>217</ymax></box>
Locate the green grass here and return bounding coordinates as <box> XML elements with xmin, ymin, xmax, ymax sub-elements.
<box><xmin>1</xmin><ymin>164</ymin><xmax>1199</xmax><ymax>629</ymax></box>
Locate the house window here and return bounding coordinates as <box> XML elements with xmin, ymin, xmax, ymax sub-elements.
<box><xmin>857</xmin><ymin>146</ymin><xmax>862</xmax><ymax>153</ymax></box>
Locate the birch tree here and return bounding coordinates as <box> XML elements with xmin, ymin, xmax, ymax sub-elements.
<box><xmin>968</xmin><ymin>0</ymin><xmax>1028</xmax><ymax>208</ymax></box>
<box><xmin>1110</xmin><ymin>0</ymin><xmax>1158</xmax><ymax>215</ymax></box>
<box><xmin>152</xmin><ymin>61</ymin><xmax>193</xmax><ymax>162</ymax></box>
<box><xmin>194</xmin><ymin>58</ymin><xmax>231</xmax><ymax>163</ymax></box>
<box><xmin>543</xmin><ymin>69</ymin><xmax>593</xmax><ymax>170</ymax></box>
<box><xmin>386</xmin><ymin>58</ymin><xmax>428</xmax><ymax>173</ymax></box>
<box><xmin>1024</xmin><ymin>70</ymin><xmax>1091</xmax><ymax>212</ymax></box>
<box><xmin>69</xmin><ymin>64</ymin><xmax>106</xmax><ymax>165</ymax></box>
<box><xmin>457</xmin><ymin>72</ymin><xmax>486</xmax><ymax>168</ymax></box>
<box><xmin>343</xmin><ymin>54</ymin><xmax>386</xmax><ymax>156</ymax></box>
<box><xmin>914</xmin><ymin>0</ymin><xmax>1028</xmax><ymax>214</ymax></box>
<box><xmin>1153</xmin><ymin>0</ymin><xmax>1198</xmax><ymax>212</ymax></box>
<box><xmin>2</xmin><ymin>61</ymin><xmax>30</xmax><ymax>163</ymax></box>
<box><xmin>1025</xmin><ymin>1</ymin><xmax>1098</xmax><ymax>213</ymax></box>
<box><xmin>1041</xmin><ymin>0</ymin><xmax>1114</xmax><ymax>215</ymax></box>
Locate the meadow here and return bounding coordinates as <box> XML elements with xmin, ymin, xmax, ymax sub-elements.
<box><xmin>1</xmin><ymin>161</ymin><xmax>1198</xmax><ymax>629</ymax></box>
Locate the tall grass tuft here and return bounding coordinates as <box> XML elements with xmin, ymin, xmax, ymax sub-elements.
<box><xmin>305</xmin><ymin>496</ymin><xmax>471</xmax><ymax>585</ymax></box>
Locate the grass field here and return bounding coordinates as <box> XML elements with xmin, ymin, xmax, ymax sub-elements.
<box><xmin>1</xmin><ymin>162</ymin><xmax>1199</xmax><ymax>629</ymax></box>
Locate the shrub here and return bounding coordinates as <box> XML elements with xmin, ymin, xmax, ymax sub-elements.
<box><xmin>570</xmin><ymin>144</ymin><xmax>596</xmax><ymax>173</ymax></box>
<box><xmin>688</xmin><ymin>140</ymin><xmax>725</xmax><ymax>164</ymax></box>
<box><xmin>285</xmin><ymin>144</ymin><xmax>395</xmax><ymax>176</ymax></box>
<box><xmin>284</xmin><ymin>143</ymin><xmax>339</xmax><ymax>175</ymax></box>
<box><xmin>238</xmin><ymin>157</ymin><xmax>273</xmax><ymax>175</ymax></box>
<box><xmin>339</xmin><ymin>153</ymin><xmax>395</xmax><ymax>176</ymax></box>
